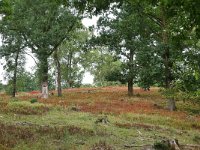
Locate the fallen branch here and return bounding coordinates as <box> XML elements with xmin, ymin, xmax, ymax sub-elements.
<box><xmin>124</xmin><ymin>144</ymin><xmax>151</xmax><ymax>148</ymax></box>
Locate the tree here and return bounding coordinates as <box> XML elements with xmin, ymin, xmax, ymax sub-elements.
<box><xmin>82</xmin><ymin>46</ymin><xmax>124</xmax><ymax>86</ymax></box>
<box><xmin>53</xmin><ymin>49</ymin><xmax>62</xmax><ymax>96</ymax></box>
<box><xmin>87</xmin><ymin>0</ymin><xmax>197</xmax><ymax>110</ymax></box>
<box><xmin>5</xmin><ymin>69</ymin><xmax>39</xmax><ymax>94</ymax></box>
<box><xmin>92</xmin><ymin>2</ymin><xmax>154</xmax><ymax>96</ymax></box>
<box><xmin>0</xmin><ymin>29</ymin><xmax>26</xmax><ymax>97</ymax></box>
<box><xmin>0</xmin><ymin>0</ymin><xmax>26</xmax><ymax>97</ymax></box>
<box><xmin>142</xmin><ymin>0</ymin><xmax>196</xmax><ymax>110</ymax></box>
<box><xmin>1</xmin><ymin>0</ymin><xmax>82</xmax><ymax>98</ymax></box>
<box><xmin>163</xmin><ymin>0</ymin><xmax>200</xmax><ymax>38</ymax></box>
<box><xmin>73</xmin><ymin>0</ymin><xmax>123</xmax><ymax>14</ymax></box>
<box><xmin>58</xmin><ymin>30</ymin><xmax>89</xmax><ymax>88</ymax></box>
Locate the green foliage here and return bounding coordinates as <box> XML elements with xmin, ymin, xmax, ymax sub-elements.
<box><xmin>54</xmin><ymin>30</ymin><xmax>89</xmax><ymax>88</ymax></box>
<box><xmin>160</xmin><ymin>88</ymin><xmax>178</xmax><ymax>100</ymax></box>
<box><xmin>0</xmin><ymin>0</ymin><xmax>15</xmax><ymax>18</ymax></box>
<box><xmin>175</xmin><ymin>71</ymin><xmax>200</xmax><ymax>92</ymax></box>
<box><xmin>83</xmin><ymin>47</ymin><xmax>125</xmax><ymax>85</ymax></box>
<box><xmin>5</xmin><ymin>70</ymin><xmax>39</xmax><ymax>94</ymax></box>
<box><xmin>5</xmin><ymin>81</ymin><xmax>13</xmax><ymax>95</ymax></box>
<box><xmin>0</xmin><ymin>15</ymin><xmax>26</xmax><ymax>96</ymax></box>
<box><xmin>0</xmin><ymin>0</ymin><xmax>200</xmax><ymax>105</ymax></box>
<box><xmin>153</xmin><ymin>141</ymin><xmax>170</xmax><ymax>150</ymax></box>
<box><xmin>0</xmin><ymin>83</ymin><xmax>4</xmax><ymax>91</ymax></box>
<box><xmin>193</xmin><ymin>135</ymin><xmax>200</xmax><ymax>144</ymax></box>
<box><xmin>1</xmin><ymin>0</ymin><xmax>82</xmax><ymax>91</ymax></box>
<box><xmin>160</xmin><ymin>80</ymin><xmax>200</xmax><ymax>105</ymax></box>
<box><xmin>91</xmin><ymin>1</ymin><xmax>166</xmax><ymax>91</ymax></box>
<box><xmin>98</xmin><ymin>0</ymin><xmax>198</xmax><ymax>101</ymax></box>
<box><xmin>104</xmin><ymin>62</ymin><xmax>126</xmax><ymax>84</ymax></box>
<box><xmin>73</xmin><ymin>0</ymin><xmax>122</xmax><ymax>14</ymax></box>
<box><xmin>17</xmin><ymin>70</ymin><xmax>39</xmax><ymax>92</ymax></box>
<box><xmin>30</xmin><ymin>98</ymin><xmax>38</xmax><ymax>104</ymax></box>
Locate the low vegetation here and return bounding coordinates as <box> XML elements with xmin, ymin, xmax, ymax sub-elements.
<box><xmin>0</xmin><ymin>86</ymin><xmax>200</xmax><ymax>150</ymax></box>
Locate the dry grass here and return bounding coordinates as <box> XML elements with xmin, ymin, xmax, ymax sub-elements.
<box><xmin>0</xmin><ymin>86</ymin><xmax>200</xmax><ymax>149</ymax></box>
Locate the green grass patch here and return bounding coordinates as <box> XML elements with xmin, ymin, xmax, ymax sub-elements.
<box><xmin>2</xmin><ymin>101</ymin><xmax>50</xmax><ymax>115</ymax></box>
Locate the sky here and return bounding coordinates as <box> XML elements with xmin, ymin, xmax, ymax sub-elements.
<box><xmin>81</xmin><ymin>16</ymin><xmax>99</xmax><ymax>84</ymax></box>
<box><xmin>0</xmin><ymin>16</ymin><xmax>99</xmax><ymax>85</ymax></box>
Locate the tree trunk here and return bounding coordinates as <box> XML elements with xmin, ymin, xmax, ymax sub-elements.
<box><xmin>12</xmin><ymin>51</ymin><xmax>19</xmax><ymax>97</ymax></box>
<box><xmin>39</xmin><ymin>55</ymin><xmax>49</xmax><ymax>99</ymax></box>
<box><xmin>69</xmin><ymin>81</ymin><xmax>73</xmax><ymax>88</ymax></box>
<box><xmin>42</xmin><ymin>82</ymin><xmax>48</xmax><ymax>99</ymax></box>
<box><xmin>67</xmin><ymin>51</ymin><xmax>73</xmax><ymax>88</ymax></box>
<box><xmin>128</xmin><ymin>79</ymin><xmax>133</xmax><ymax>96</ymax></box>
<box><xmin>168</xmin><ymin>98</ymin><xmax>176</xmax><ymax>111</ymax></box>
<box><xmin>128</xmin><ymin>49</ymin><xmax>134</xmax><ymax>96</ymax></box>
<box><xmin>53</xmin><ymin>50</ymin><xmax>62</xmax><ymax>97</ymax></box>
<box><xmin>161</xmin><ymin>8</ymin><xmax>176</xmax><ymax>111</ymax></box>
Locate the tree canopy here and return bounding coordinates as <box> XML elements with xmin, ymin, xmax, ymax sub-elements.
<box><xmin>0</xmin><ymin>0</ymin><xmax>199</xmax><ymax>110</ymax></box>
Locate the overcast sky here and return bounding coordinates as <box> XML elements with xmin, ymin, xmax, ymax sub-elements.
<box><xmin>0</xmin><ymin>16</ymin><xmax>99</xmax><ymax>84</ymax></box>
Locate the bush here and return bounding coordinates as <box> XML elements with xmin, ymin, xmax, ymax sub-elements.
<box><xmin>0</xmin><ymin>83</ymin><xmax>5</xmax><ymax>92</ymax></box>
<box><xmin>153</xmin><ymin>141</ymin><xmax>170</xmax><ymax>150</ymax></box>
<box><xmin>193</xmin><ymin>135</ymin><xmax>200</xmax><ymax>144</ymax></box>
<box><xmin>159</xmin><ymin>79</ymin><xmax>200</xmax><ymax>105</ymax></box>
<box><xmin>159</xmin><ymin>88</ymin><xmax>178</xmax><ymax>100</ymax></box>
<box><xmin>5</xmin><ymin>84</ymin><xmax>13</xmax><ymax>96</ymax></box>
<box><xmin>30</xmin><ymin>98</ymin><xmax>38</xmax><ymax>103</ymax></box>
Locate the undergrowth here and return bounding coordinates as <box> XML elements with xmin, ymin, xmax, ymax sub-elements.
<box><xmin>0</xmin><ymin>87</ymin><xmax>199</xmax><ymax>149</ymax></box>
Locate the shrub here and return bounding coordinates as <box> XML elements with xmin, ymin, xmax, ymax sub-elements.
<box><xmin>193</xmin><ymin>135</ymin><xmax>200</xmax><ymax>144</ymax></box>
<box><xmin>153</xmin><ymin>141</ymin><xmax>170</xmax><ymax>150</ymax></box>
<box><xmin>160</xmin><ymin>85</ymin><xmax>200</xmax><ymax>106</ymax></box>
<box><xmin>5</xmin><ymin>84</ymin><xmax>13</xmax><ymax>96</ymax></box>
<box><xmin>30</xmin><ymin>98</ymin><xmax>38</xmax><ymax>103</ymax></box>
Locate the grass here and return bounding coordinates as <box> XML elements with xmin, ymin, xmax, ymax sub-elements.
<box><xmin>0</xmin><ymin>100</ymin><xmax>50</xmax><ymax>115</ymax></box>
<box><xmin>0</xmin><ymin>86</ymin><xmax>200</xmax><ymax>149</ymax></box>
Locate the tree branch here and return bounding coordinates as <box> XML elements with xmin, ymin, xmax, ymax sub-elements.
<box><xmin>49</xmin><ymin>20</ymin><xmax>78</xmax><ymax>56</ymax></box>
<box><xmin>22</xmin><ymin>50</ymin><xmax>38</xmax><ymax>66</ymax></box>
